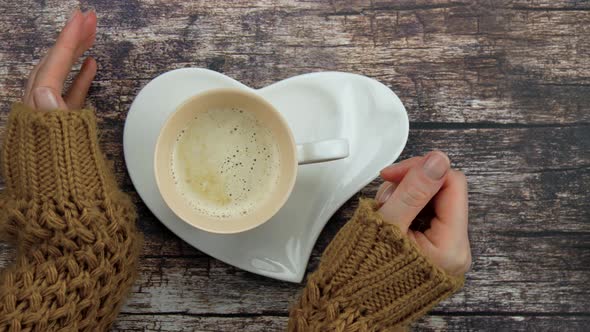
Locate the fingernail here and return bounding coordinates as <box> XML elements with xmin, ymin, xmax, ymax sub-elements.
<box><xmin>377</xmin><ymin>183</ymin><xmax>395</xmax><ymax>205</ymax></box>
<box><xmin>33</xmin><ymin>87</ymin><xmax>60</xmax><ymax>111</ymax></box>
<box><xmin>83</xmin><ymin>9</ymin><xmax>95</xmax><ymax>18</ymax></box>
<box><xmin>423</xmin><ymin>151</ymin><xmax>450</xmax><ymax>180</ymax></box>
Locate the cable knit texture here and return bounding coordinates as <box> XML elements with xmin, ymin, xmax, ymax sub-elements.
<box><xmin>0</xmin><ymin>104</ymin><xmax>142</xmax><ymax>331</ymax></box>
<box><xmin>289</xmin><ymin>198</ymin><xmax>464</xmax><ymax>332</ymax></box>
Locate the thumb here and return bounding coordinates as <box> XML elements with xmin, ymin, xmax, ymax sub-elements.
<box><xmin>377</xmin><ymin>151</ymin><xmax>450</xmax><ymax>232</ymax></box>
<box><xmin>33</xmin><ymin>87</ymin><xmax>66</xmax><ymax>111</ymax></box>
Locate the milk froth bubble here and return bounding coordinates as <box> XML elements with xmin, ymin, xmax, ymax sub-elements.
<box><xmin>171</xmin><ymin>108</ymin><xmax>281</xmax><ymax>219</ymax></box>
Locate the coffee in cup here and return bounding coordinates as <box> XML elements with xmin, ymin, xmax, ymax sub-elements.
<box><xmin>172</xmin><ymin>107</ymin><xmax>281</xmax><ymax>219</ymax></box>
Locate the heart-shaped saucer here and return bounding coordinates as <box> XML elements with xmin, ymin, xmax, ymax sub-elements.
<box><xmin>123</xmin><ymin>68</ymin><xmax>408</xmax><ymax>283</ymax></box>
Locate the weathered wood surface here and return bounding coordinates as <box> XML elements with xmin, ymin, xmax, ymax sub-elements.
<box><xmin>1</xmin><ymin>0</ymin><xmax>589</xmax><ymax>331</ymax></box>
<box><xmin>112</xmin><ymin>314</ymin><xmax>590</xmax><ymax>332</ymax></box>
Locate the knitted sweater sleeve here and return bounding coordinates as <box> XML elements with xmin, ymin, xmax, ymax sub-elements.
<box><xmin>289</xmin><ymin>199</ymin><xmax>464</xmax><ymax>331</ymax></box>
<box><xmin>0</xmin><ymin>104</ymin><xmax>142</xmax><ymax>331</ymax></box>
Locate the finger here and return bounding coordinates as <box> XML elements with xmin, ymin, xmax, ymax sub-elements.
<box><xmin>379</xmin><ymin>156</ymin><xmax>424</xmax><ymax>183</ymax></box>
<box><xmin>33</xmin><ymin>10</ymin><xmax>97</xmax><ymax>98</ymax></box>
<box><xmin>24</xmin><ymin>55</ymin><xmax>47</xmax><ymax>106</ymax></box>
<box><xmin>32</xmin><ymin>10</ymin><xmax>83</xmax><ymax>96</ymax></box>
<box><xmin>65</xmin><ymin>57</ymin><xmax>97</xmax><ymax>109</ymax></box>
<box><xmin>409</xmin><ymin>230</ymin><xmax>438</xmax><ymax>257</ymax></box>
<box><xmin>378</xmin><ymin>151</ymin><xmax>450</xmax><ymax>232</ymax></box>
<box><xmin>419</xmin><ymin>170</ymin><xmax>469</xmax><ymax>248</ymax></box>
<box><xmin>25</xmin><ymin>10</ymin><xmax>97</xmax><ymax>107</ymax></box>
<box><xmin>375</xmin><ymin>181</ymin><xmax>397</xmax><ymax>209</ymax></box>
<box><xmin>375</xmin><ymin>182</ymin><xmax>392</xmax><ymax>203</ymax></box>
<box><xmin>431</xmin><ymin>169</ymin><xmax>469</xmax><ymax>232</ymax></box>
<box><xmin>78</xmin><ymin>10</ymin><xmax>98</xmax><ymax>54</ymax></box>
<box><xmin>32</xmin><ymin>87</ymin><xmax>66</xmax><ymax>111</ymax></box>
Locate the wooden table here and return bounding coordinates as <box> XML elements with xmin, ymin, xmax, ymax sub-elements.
<box><xmin>1</xmin><ymin>1</ymin><xmax>589</xmax><ymax>331</ymax></box>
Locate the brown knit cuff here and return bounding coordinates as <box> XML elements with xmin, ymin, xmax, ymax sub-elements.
<box><xmin>1</xmin><ymin>103</ymin><xmax>116</xmax><ymax>204</ymax></box>
<box><xmin>289</xmin><ymin>198</ymin><xmax>464</xmax><ymax>331</ymax></box>
<box><xmin>0</xmin><ymin>105</ymin><xmax>142</xmax><ymax>331</ymax></box>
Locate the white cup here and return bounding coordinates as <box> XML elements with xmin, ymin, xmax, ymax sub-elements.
<box><xmin>154</xmin><ymin>88</ymin><xmax>349</xmax><ymax>234</ymax></box>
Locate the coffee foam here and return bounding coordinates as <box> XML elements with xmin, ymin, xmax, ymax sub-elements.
<box><xmin>171</xmin><ymin>107</ymin><xmax>281</xmax><ymax>219</ymax></box>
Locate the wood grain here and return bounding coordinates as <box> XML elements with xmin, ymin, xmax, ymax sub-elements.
<box><xmin>1</xmin><ymin>0</ymin><xmax>589</xmax><ymax>330</ymax></box>
<box><xmin>113</xmin><ymin>315</ymin><xmax>287</xmax><ymax>332</ymax></box>
<box><xmin>112</xmin><ymin>314</ymin><xmax>590</xmax><ymax>332</ymax></box>
<box><xmin>1</xmin><ymin>0</ymin><xmax>590</xmax><ymax>125</ymax></box>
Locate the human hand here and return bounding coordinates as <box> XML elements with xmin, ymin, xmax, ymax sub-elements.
<box><xmin>23</xmin><ymin>9</ymin><xmax>97</xmax><ymax>111</ymax></box>
<box><xmin>375</xmin><ymin>151</ymin><xmax>471</xmax><ymax>276</ymax></box>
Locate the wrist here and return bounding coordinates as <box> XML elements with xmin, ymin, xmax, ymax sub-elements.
<box><xmin>2</xmin><ymin>103</ymin><xmax>114</xmax><ymax>203</ymax></box>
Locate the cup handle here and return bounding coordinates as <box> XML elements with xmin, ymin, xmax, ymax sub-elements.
<box><xmin>296</xmin><ymin>139</ymin><xmax>349</xmax><ymax>165</ymax></box>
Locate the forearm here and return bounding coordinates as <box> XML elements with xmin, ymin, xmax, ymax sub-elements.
<box><xmin>289</xmin><ymin>199</ymin><xmax>463</xmax><ymax>331</ymax></box>
<box><xmin>0</xmin><ymin>104</ymin><xmax>142</xmax><ymax>331</ymax></box>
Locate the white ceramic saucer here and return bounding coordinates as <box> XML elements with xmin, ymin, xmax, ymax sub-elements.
<box><xmin>123</xmin><ymin>68</ymin><xmax>408</xmax><ymax>283</ymax></box>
